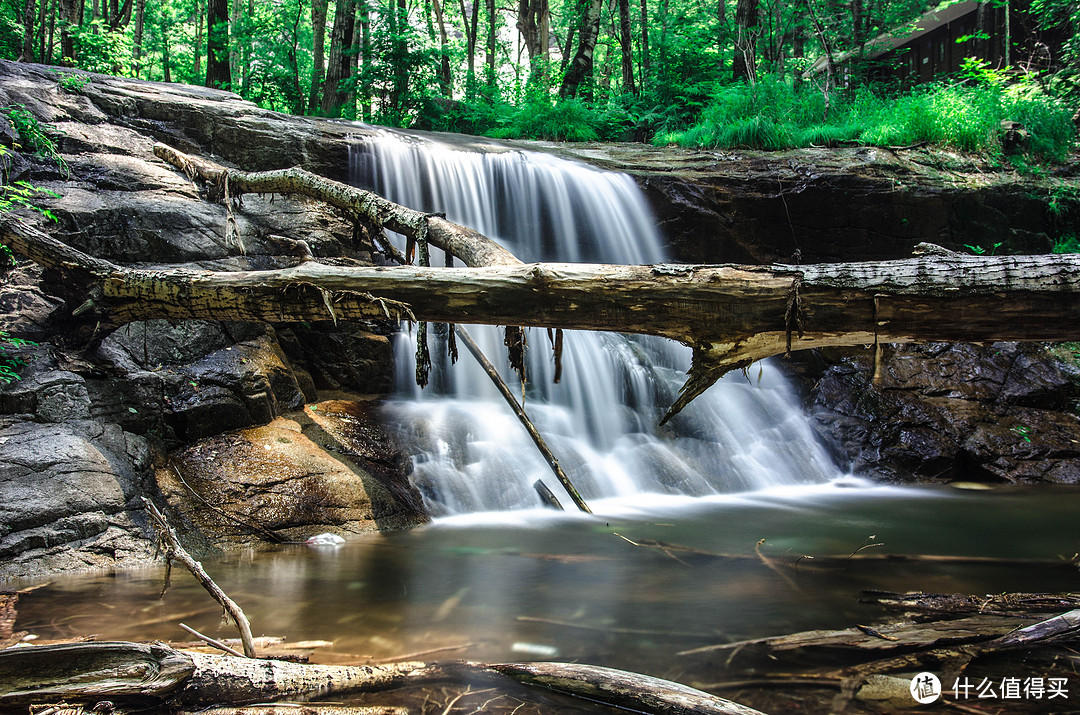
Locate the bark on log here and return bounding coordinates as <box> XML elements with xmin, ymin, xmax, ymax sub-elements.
<box><xmin>0</xmin><ymin>642</ymin><xmax>765</xmax><ymax>715</ymax></box>
<box><xmin>151</xmin><ymin>143</ymin><xmax>521</xmax><ymax>269</ymax></box>
<box><xmin>4</xmin><ymin>215</ymin><xmax>1080</xmax><ymax>420</ymax></box>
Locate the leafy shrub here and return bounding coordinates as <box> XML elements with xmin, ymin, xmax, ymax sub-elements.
<box><xmin>0</xmin><ymin>330</ymin><xmax>35</xmax><ymax>385</ymax></box>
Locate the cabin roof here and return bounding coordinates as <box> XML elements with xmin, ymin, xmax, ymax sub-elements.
<box><xmin>804</xmin><ymin>1</ymin><xmax>981</xmax><ymax>76</ymax></box>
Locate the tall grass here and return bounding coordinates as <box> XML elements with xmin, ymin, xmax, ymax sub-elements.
<box><xmin>654</xmin><ymin>75</ymin><xmax>1076</xmax><ymax>161</ymax></box>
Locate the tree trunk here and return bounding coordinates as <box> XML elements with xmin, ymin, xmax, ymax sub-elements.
<box><xmin>229</xmin><ymin>0</ymin><xmax>242</xmax><ymax>84</ymax></box>
<box><xmin>162</xmin><ymin>0</ymin><xmax>172</xmax><ymax>82</ymax></box>
<box><xmin>516</xmin><ymin>0</ymin><xmax>549</xmax><ymax>81</ymax></box>
<box><xmin>18</xmin><ymin>0</ymin><xmax>35</xmax><ymax>62</ymax></box>
<box><xmin>59</xmin><ymin>0</ymin><xmax>79</xmax><ymax>61</ymax></box>
<box><xmin>346</xmin><ymin>0</ymin><xmax>362</xmax><ymax>118</ymax></box>
<box><xmin>193</xmin><ymin>0</ymin><xmax>203</xmax><ymax>78</ymax></box>
<box><xmin>131</xmin><ymin>0</ymin><xmax>146</xmax><ymax>76</ymax></box>
<box><xmin>9</xmin><ymin>143</ymin><xmax>1080</xmax><ymax>424</ymax></box>
<box><xmin>638</xmin><ymin>0</ymin><xmax>648</xmax><ymax>86</ymax></box>
<box><xmin>287</xmin><ymin>1</ymin><xmax>304</xmax><ymax>114</ymax></box>
<box><xmin>617</xmin><ymin>0</ymin><xmax>634</xmax><ymax>94</ymax></box>
<box><xmin>308</xmin><ymin>0</ymin><xmax>328</xmax><ymax>112</ymax></box>
<box><xmin>109</xmin><ymin>0</ymin><xmax>132</xmax><ymax>30</ymax></box>
<box><xmin>359</xmin><ymin>0</ymin><xmax>370</xmax><ymax>119</ymax></box>
<box><xmin>205</xmin><ymin>0</ymin><xmax>232</xmax><ymax>89</ymax></box>
<box><xmin>732</xmin><ymin>0</ymin><xmax>757</xmax><ymax>81</ymax></box>
<box><xmin>321</xmin><ymin>0</ymin><xmax>355</xmax><ymax>117</ymax></box>
<box><xmin>558</xmin><ymin>0</ymin><xmax>604</xmax><ymax>98</ymax></box>
<box><xmin>459</xmin><ymin>0</ymin><xmax>479</xmax><ymax>97</ymax></box>
<box><xmin>432</xmin><ymin>0</ymin><xmax>453</xmax><ymax>94</ymax></box>
<box><xmin>486</xmin><ymin>0</ymin><xmax>496</xmax><ymax>90</ymax></box>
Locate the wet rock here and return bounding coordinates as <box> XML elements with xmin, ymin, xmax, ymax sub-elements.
<box><xmin>158</xmin><ymin>403</ymin><xmax>426</xmax><ymax>550</ymax></box>
<box><xmin>784</xmin><ymin>342</ymin><xmax>1080</xmax><ymax>484</ymax></box>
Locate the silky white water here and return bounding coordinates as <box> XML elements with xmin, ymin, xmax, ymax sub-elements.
<box><xmin>350</xmin><ymin>128</ymin><xmax>842</xmax><ymax>515</ymax></box>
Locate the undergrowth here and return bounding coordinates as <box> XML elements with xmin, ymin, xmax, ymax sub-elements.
<box><xmin>653</xmin><ymin>72</ymin><xmax>1076</xmax><ymax>162</ymax></box>
<box><xmin>0</xmin><ymin>330</ymin><xmax>35</xmax><ymax>385</ymax></box>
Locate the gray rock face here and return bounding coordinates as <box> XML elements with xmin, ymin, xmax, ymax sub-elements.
<box><xmin>0</xmin><ymin>417</ymin><xmax>155</xmax><ymax>580</ymax></box>
<box><xmin>784</xmin><ymin>343</ymin><xmax>1080</xmax><ymax>484</ymax></box>
<box><xmin>0</xmin><ymin>60</ymin><xmax>423</xmax><ymax>579</ymax></box>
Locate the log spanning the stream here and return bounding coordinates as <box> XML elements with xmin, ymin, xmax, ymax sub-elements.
<box><xmin>3</xmin><ymin>215</ymin><xmax>1080</xmax><ymax>422</ymax></box>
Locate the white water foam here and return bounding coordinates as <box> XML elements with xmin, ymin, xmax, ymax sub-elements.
<box><xmin>350</xmin><ymin>128</ymin><xmax>844</xmax><ymax>515</ymax></box>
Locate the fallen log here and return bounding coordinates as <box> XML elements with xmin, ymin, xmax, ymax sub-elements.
<box><xmin>0</xmin><ymin>641</ymin><xmax>765</xmax><ymax>715</ymax></box>
<box><xmin>5</xmin><ymin>216</ymin><xmax>1080</xmax><ymax>421</ymax></box>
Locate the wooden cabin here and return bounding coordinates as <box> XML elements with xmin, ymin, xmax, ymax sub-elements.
<box><xmin>804</xmin><ymin>1</ymin><xmax>1018</xmax><ymax>86</ymax></box>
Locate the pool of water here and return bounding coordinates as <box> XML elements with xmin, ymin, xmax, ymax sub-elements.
<box><xmin>8</xmin><ymin>482</ymin><xmax>1080</xmax><ymax>710</ymax></box>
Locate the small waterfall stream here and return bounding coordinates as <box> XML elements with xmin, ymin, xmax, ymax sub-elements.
<box><xmin>350</xmin><ymin>128</ymin><xmax>843</xmax><ymax>515</ymax></box>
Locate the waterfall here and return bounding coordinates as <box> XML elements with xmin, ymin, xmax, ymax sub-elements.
<box><xmin>350</xmin><ymin>128</ymin><xmax>842</xmax><ymax>515</ymax></box>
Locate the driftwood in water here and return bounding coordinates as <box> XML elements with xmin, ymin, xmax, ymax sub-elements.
<box><xmin>0</xmin><ymin>641</ymin><xmax>765</xmax><ymax>715</ymax></box>
<box><xmin>860</xmin><ymin>590</ymin><xmax>1080</xmax><ymax>616</ymax></box>
<box><xmin>677</xmin><ymin>589</ymin><xmax>1080</xmax><ymax>713</ymax></box>
<box><xmin>143</xmin><ymin>498</ymin><xmax>257</xmax><ymax>658</ymax></box>
<box><xmin>455</xmin><ymin>325</ymin><xmax>591</xmax><ymax>513</ymax></box>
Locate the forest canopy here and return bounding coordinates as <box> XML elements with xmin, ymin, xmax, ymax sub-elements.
<box><xmin>0</xmin><ymin>0</ymin><xmax>1076</xmax><ymax>155</ymax></box>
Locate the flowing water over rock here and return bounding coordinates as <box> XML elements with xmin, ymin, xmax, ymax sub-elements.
<box><xmin>350</xmin><ymin>129</ymin><xmax>842</xmax><ymax>515</ymax></box>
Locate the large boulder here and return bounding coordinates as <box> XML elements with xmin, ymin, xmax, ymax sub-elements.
<box><xmin>0</xmin><ymin>61</ymin><xmax>426</xmax><ymax>578</ymax></box>
<box><xmin>785</xmin><ymin>342</ymin><xmax>1080</xmax><ymax>484</ymax></box>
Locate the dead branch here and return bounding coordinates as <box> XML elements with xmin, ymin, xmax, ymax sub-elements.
<box><xmin>142</xmin><ymin>497</ymin><xmax>257</xmax><ymax>658</ymax></box>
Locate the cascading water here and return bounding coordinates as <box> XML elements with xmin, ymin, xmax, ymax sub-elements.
<box><xmin>350</xmin><ymin>128</ymin><xmax>843</xmax><ymax>515</ymax></box>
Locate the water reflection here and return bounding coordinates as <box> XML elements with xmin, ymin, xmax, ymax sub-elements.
<box><xmin>12</xmin><ymin>484</ymin><xmax>1080</xmax><ymax>680</ymax></box>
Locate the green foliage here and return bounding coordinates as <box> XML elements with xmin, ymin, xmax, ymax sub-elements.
<box><xmin>53</xmin><ymin>70</ymin><xmax>92</xmax><ymax>94</ymax></box>
<box><xmin>1051</xmin><ymin>233</ymin><xmax>1080</xmax><ymax>253</ymax></box>
<box><xmin>490</xmin><ymin>97</ymin><xmax>602</xmax><ymax>142</ymax></box>
<box><xmin>69</xmin><ymin>22</ymin><xmax>135</xmax><ymax>76</ymax></box>
<box><xmin>5</xmin><ymin>105</ymin><xmax>65</xmax><ymax>169</ymax></box>
<box><xmin>656</xmin><ymin>74</ymin><xmax>1076</xmax><ymax>161</ymax></box>
<box><xmin>0</xmin><ymin>175</ymin><xmax>60</xmax><ymax>221</ymax></box>
<box><xmin>0</xmin><ymin>330</ymin><xmax>35</xmax><ymax>385</ymax></box>
<box><xmin>963</xmin><ymin>241</ymin><xmax>1003</xmax><ymax>255</ymax></box>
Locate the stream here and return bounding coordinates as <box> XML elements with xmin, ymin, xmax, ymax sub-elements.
<box><xmin>12</xmin><ymin>485</ymin><xmax>1080</xmax><ymax>674</ymax></box>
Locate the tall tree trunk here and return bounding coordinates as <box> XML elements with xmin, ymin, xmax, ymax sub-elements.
<box><xmin>242</xmin><ymin>0</ymin><xmax>252</xmax><ymax>93</ymax></box>
<box><xmin>308</xmin><ymin>0</ymin><xmax>328</xmax><ymax>112</ymax></box>
<box><xmin>516</xmin><ymin>0</ymin><xmax>549</xmax><ymax>81</ymax></box>
<box><xmin>359</xmin><ymin>0</ymin><xmax>370</xmax><ymax>119</ymax></box>
<box><xmin>205</xmin><ymin>0</ymin><xmax>232</xmax><ymax>89</ymax></box>
<box><xmin>37</xmin><ymin>0</ymin><xmax>48</xmax><ymax>62</ymax></box>
<box><xmin>288</xmin><ymin>0</ymin><xmax>304</xmax><ymax>113</ymax></box>
<box><xmin>346</xmin><ymin>0</ymin><xmax>361</xmax><ymax>118</ymax></box>
<box><xmin>638</xmin><ymin>0</ymin><xmax>648</xmax><ymax>87</ymax></box>
<box><xmin>194</xmin><ymin>0</ymin><xmax>203</xmax><ymax>78</ymax></box>
<box><xmin>459</xmin><ymin>0</ymin><xmax>480</xmax><ymax>97</ymax></box>
<box><xmin>432</xmin><ymin>0</ymin><xmax>453</xmax><ymax>94</ymax></box>
<box><xmin>559</xmin><ymin>0</ymin><xmax>604</xmax><ymax>98</ymax></box>
<box><xmin>486</xmin><ymin>0</ymin><xmax>496</xmax><ymax>90</ymax></box>
<box><xmin>617</xmin><ymin>0</ymin><xmax>634</xmax><ymax>94</ymax></box>
<box><xmin>131</xmin><ymin>0</ymin><xmax>145</xmax><ymax>75</ymax></box>
<box><xmin>18</xmin><ymin>0</ymin><xmax>35</xmax><ymax>62</ymax></box>
<box><xmin>229</xmin><ymin>0</ymin><xmax>241</xmax><ymax>85</ymax></box>
<box><xmin>109</xmin><ymin>0</ymin><xmax>132</xmax><ymax>30</ymax></box>
<box><xmin>321</xmin><ymin>0</ymin><xmax>355</xmax><ymax>117</ymax></box>
<box><xmin>59</xmin><ymin>0</ymin><xmax>79</xmax><ymax>61</ymax></box>
<box><xmin>732</xmin><ymin>0</ymin><xmax>757</xmax><ymax>81</ymax></box>
<box><xmin>162</xmin><ymin>6</ymin><xmax>172</xmax><ymax>82</ymax></box>
<box><xmin>389</xmin><ymin>0</ymin><xmax>407</xmax><ymax>117</ymax></box>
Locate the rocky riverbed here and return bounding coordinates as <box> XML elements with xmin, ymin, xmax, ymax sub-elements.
<box><xmin>1</xmin><ymin>59</ymin><xmax>1078</xmax><ymax>580</ymax></box>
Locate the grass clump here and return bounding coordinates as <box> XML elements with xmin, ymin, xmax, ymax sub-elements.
<box><xmin>655</xmin><ymin>72</ymin><xmax>1076</xmax><ymax>162</ymax></box>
